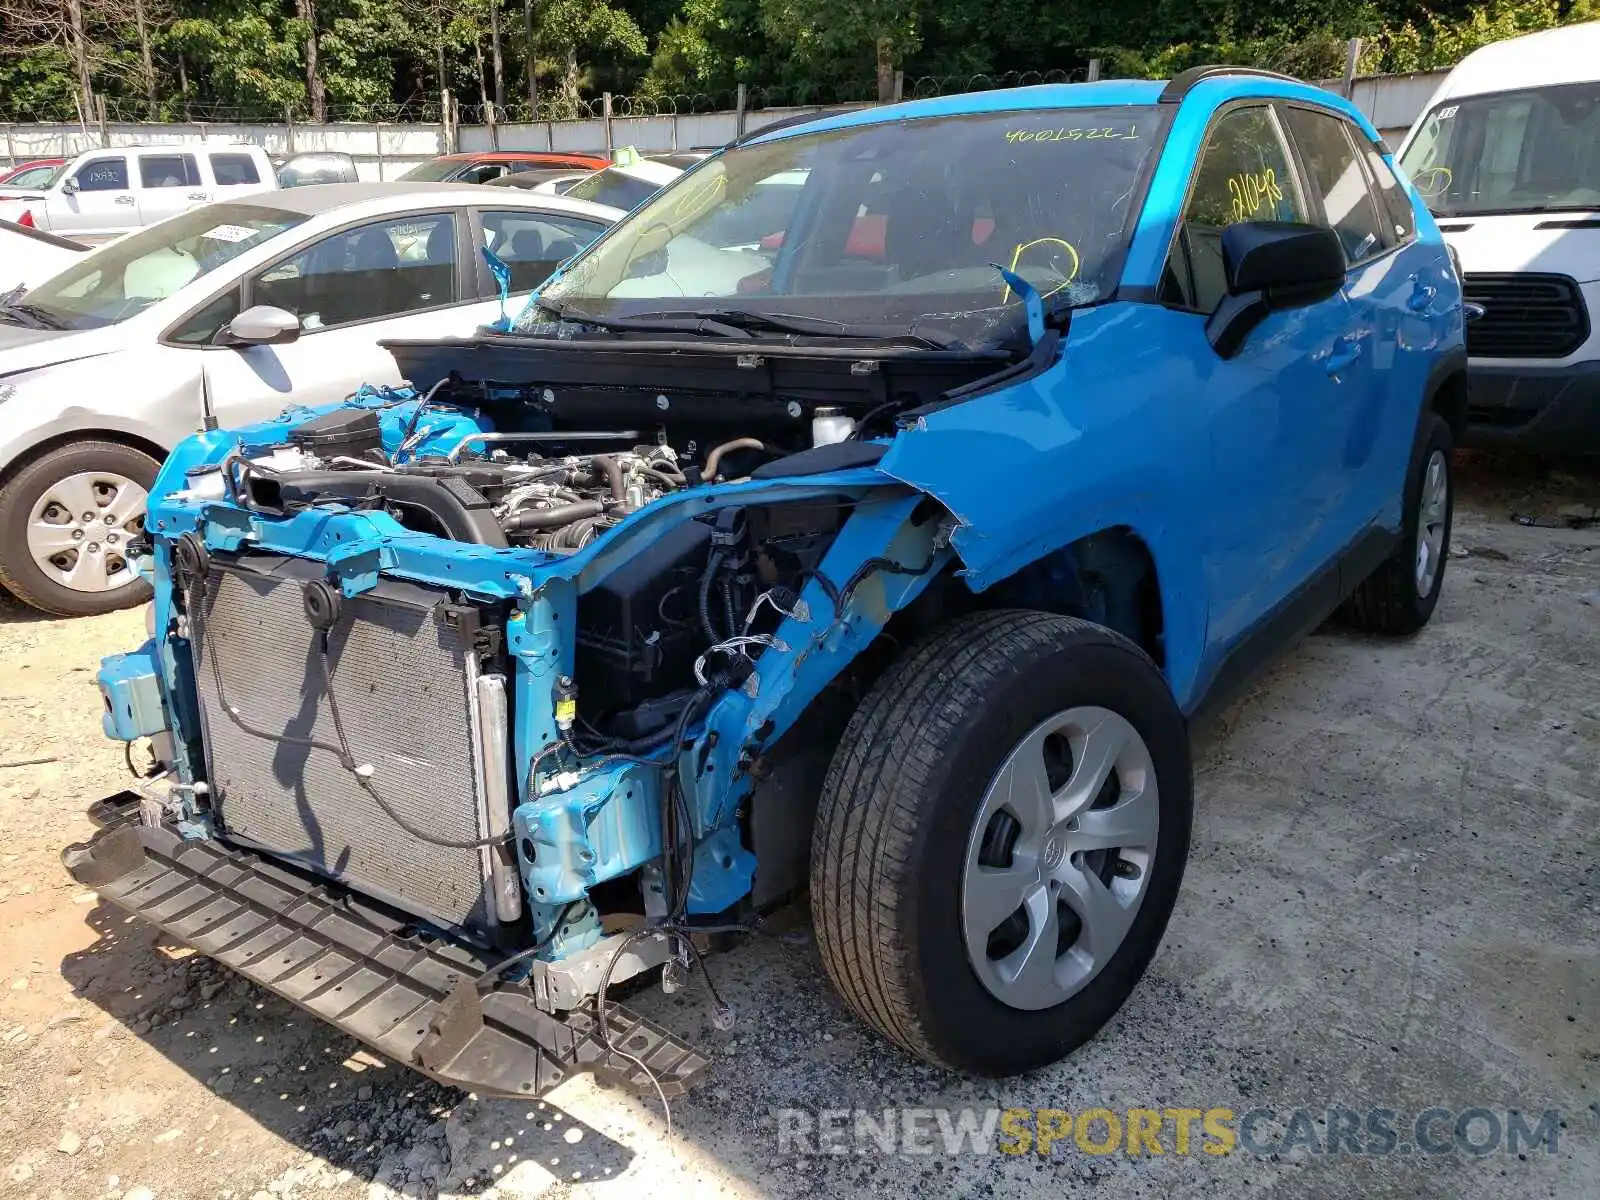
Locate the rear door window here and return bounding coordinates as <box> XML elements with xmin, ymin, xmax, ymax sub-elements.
<box><xmin>209</xmin><ymin>153</ymin><xmax>261</xmax><ymax>187</ymax></box>
<box><xmin>1282</xmin><ymin>107</ymin><xmax>1388</xmax><ymax>266</ymax></box>
<box><xmin>139</xmin><ymin>154</ymin><xmax>201</xmax><ymax>189</ymax></box>
<box><xmin>250</xmin><ymin>212</ymin><xmax>459</xmax><ymax>329</ymax></box>
<box><xmin>481</xmin><ymin>210</ymin><xmax>608</xmax><ymax>291</ymax></box>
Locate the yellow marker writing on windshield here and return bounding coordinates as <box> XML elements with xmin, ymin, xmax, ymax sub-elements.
<box><xmin>1412</xmin><ymin>165</ymin><xmax>1452</xmax><ymax>199</ymax></box>
<box><xmin>669</xmin><ymin>172</ymin><xmax>727</xmax><ymax>225</ymax></box>
<box><xmin>1000</xmin><ymin>237</ymin><xmax>1080</xmax><ymax>303</ymax></box>
<box><xmin>1006</xmin><ymin>126</ymin><xmax>1139</xmax><ymax>144</ymax></box>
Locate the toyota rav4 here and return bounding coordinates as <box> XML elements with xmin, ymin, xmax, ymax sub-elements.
<box><xmin>65</xmin><ymin>69</ymin><xmax>1465</xmax><ymax>1099</ymax></box>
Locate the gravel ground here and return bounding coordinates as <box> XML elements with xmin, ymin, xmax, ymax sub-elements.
<box><xmin>0</xmin><ymin>453</ymin><xmax>1596</xmax><ymax>1200</ymax></box>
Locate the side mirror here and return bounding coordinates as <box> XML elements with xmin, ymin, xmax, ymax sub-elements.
<box><xmin>61</xmin><ymin>177</ymin><xmax>78</xmax><ymax>195</ymax></box>
<box><xmin>218</xmin><ymin>304</ymin><xmax>301</xmax><ymax>347</ymax></box>
<box><xmin>1206</xmin><ymin>222</ymin><xmax>1346</xmax><ymax>358</ymax></box>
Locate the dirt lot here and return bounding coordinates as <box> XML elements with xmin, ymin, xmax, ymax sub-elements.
<box><xmin>1</xmin><ymin>455</ymin><xmax>1596</xmax><ymax>1200</ymax></box>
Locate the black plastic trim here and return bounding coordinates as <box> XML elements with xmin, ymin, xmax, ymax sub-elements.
<box><xmin>749</xmin><ymin>439</ymin><xmax>888</xmax><ymax>478</ymax></box>
<box><xmin>1187</xmin><ymin>523</ymin><xmax>1397</xmax><ymax>724</ymax></box>
<box><xmin>1159</xmin><ymin>66</ymin><xmax>1302</xmax><ymax>104</ymax></box>
<box><xmin>262</xmin><ymin>470</ymin><xmax>509</xmax><ymax>546</ymax></box>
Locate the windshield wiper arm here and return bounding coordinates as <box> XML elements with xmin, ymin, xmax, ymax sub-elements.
<box><xmin>657</xmin><ymin>308</ymin><xmax>966</xmax><ymax>349</ymax></box>
<box><xmin>543</xmin><ymin>301</ymin><xmax>751</xmax><ymax>340</ymax></box>
<box><xmin>0</xmin><ymin>301</ymin><xmax>55</xmax><ymax>330</ymax></box>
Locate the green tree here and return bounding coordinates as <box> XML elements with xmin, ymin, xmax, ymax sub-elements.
<box><xmin>760</xmin><ymin>0</ymin><xmax>918</xmax><ymax>97</ymax></box>
<box><xmin>528</xmin><ymin>0</ymin><xmax>648</xmax><ymax>113</ymax></box>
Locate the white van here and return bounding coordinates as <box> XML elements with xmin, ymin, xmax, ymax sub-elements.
<box><xmin>1397</xmin><ymin>22</ymin><xmax>1600</xmax><ymax>451</ymax></box>
<box><xmin>0</xmin><ymin>144</ymin><xmax>277</xmax><ymax>240</ymax></box>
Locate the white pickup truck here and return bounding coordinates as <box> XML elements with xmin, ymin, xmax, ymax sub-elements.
<box><xmin>0</xmin><ymin>144</ymin><xmax>277</xmax><ymax>240</ymax></box>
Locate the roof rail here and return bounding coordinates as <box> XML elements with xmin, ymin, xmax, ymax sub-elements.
<box><xmin>1159</xmin><ymin>65</ymin><xmax>1303</xmax><ymax>104</ymax></box>
<box><xmin>731</xmin><ymin>109</ymin><xmax>831</xmax><ymax>147</ymax></box>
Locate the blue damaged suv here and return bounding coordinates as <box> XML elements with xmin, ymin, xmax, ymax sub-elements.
<box><xmin>69</xmin><ymin>67</ymin><xmax>1464</xmax><ymax>1095</ymax></box>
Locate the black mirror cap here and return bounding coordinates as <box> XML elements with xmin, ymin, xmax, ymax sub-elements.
<box><xmin>1223</xmin><ymin>221</ymin><xmax>1346</xmax><ymax>305</ymax></box>
<box><xmin>1207</xmin><ymin>222</ymin><xmax>1347</xmax><ymax>358</ymax></box>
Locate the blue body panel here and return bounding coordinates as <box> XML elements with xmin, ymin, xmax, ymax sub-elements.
<box><xmin>110</xmin><ymin>76</ymin><xmax>1465</xmax><ymax>960</ymax></box>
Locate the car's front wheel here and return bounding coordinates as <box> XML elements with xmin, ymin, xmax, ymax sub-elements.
<box><xmin>0</xmin><ymin>440</ymin><xmax>159</xmax><ymax>617</ymax></box>
<box><xmin>810</xmin><ymin>611</ymin><xmax>1192</xmax><ymax>1076</ymax></box>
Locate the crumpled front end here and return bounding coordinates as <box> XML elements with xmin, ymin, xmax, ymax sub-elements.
<box><xmin>67</xmin><ymin>365</ymin><xmax>956</xmax><ymax>1095</ymax></box>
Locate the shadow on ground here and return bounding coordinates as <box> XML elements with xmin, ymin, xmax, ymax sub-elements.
<box><xmin>58</xmin><ymin>899</ymin><xmax>638</xmax><ymax>1194</ymax></box>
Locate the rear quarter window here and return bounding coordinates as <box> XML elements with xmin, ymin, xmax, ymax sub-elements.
<box><xmin>210</xmin><ymin>153</ymin><xmax>262</xmax><ymax>187</ymax></box>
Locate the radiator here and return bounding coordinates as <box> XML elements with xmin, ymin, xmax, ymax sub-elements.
<box><xmin>190</xmin><ymin>557</ymin><xmax>498</xmax><ymax>933</ymax></box>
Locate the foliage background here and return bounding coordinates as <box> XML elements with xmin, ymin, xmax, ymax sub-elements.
<box><xmin>0</xmin><ymin>0</ymin><xmax>1594</xmax><ymax>122</ymax></box>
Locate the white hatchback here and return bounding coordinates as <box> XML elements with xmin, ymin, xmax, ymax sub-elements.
<box><xmin>0</xmin><ymin>182</ymin><xmax>621</xmax><ymax>614</ymax></box>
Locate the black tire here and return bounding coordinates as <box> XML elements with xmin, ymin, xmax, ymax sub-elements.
<box><xmin>1341</xmin><ymin>413</ymin><xmax>1453</xmax><ymax>635</ymax></box>
<box><xmin>0</xmin><ymin>440</ymin><xmax>159</xmax><ymax>617</ymax></box>
<box><xmin>810</xmin><ymin>610</ymin><xmax>1192</xmax><ymax>1076</ymax></box>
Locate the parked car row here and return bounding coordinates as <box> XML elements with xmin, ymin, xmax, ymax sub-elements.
<box><xmin>0</xmin><ymin>182</ymin><xmax>621</xmax><ymax>614</ymax></box>
<box><xmin>4</xmin><ymin>19</ymin><xmax>1596</xmax><ymax>621</ymax></box>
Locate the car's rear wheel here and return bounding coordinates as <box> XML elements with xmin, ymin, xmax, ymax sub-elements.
<box><xmin>0</xmin><ymin>440</ymin><xmax>158</xmax><ymax>616</ymax></box>
<box><xmin>810</xmin><ymin>610</ymin><xmax>1192</xmax><ymax>1075</ymax></box>
<box><xmin>1342</xmin><ymin>413</ymin><xmax>1452</xmax><ymax>635</ymax></box>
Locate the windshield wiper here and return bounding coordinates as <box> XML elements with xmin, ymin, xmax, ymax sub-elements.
<box><xmin>542</xmin><ymin>300</ymin><xmax>751</xmax><ymax>339</ymax></box>
<box><xmin>0</xmin><ymin>294</ymin><xmax>61</xmax><ymax>330</ymax></box>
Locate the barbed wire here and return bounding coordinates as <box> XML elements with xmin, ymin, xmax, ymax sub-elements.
<box><xmin>7</xmin><ymin>56</ymin><xmax>1374</xmax><ymax>130</ymax></box>
<box><xmin>3</xmin><ymin>65</ymin><xmax>1113</xmax><ymax>128</ymax></box>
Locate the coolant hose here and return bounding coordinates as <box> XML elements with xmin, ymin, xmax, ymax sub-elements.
<box><xmin>501</xmin><ymin>499</ymin><xmax>605</xmax><ymax>532</ymax></box>
<box><xmin>703</xmin><ymin>438</ymin><xmax>766</xmax><ymax>481</ymax></box>
<box><xmin>592</xmin><ymin>454</ymin><xmax>627</xmax><ymax>501</ymax></box>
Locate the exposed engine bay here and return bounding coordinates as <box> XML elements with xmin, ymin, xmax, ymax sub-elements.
<box><xmin>74</xmin><ymin>330</ymin><xmax>1016</xmax><ymax>1100</ymax></box>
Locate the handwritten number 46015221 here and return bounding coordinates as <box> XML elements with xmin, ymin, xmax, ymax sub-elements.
<box><xmin>1005</xmin><ymin>126</ymin><xmax>1139</xmax><ymax>144</ymax></box>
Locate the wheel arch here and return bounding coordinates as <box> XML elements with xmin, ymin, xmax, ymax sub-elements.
<box><xmin>0</xmin><ymin>427</ymin><xmax>170</xmax><ymax>488</ymax></box>
<box><xmin>1433</xmin><ymin>366</ymin><xmax>1465</xmax><ymax>448</ymax></box>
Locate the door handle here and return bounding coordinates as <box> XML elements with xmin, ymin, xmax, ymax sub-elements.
<box><xmin>1325</xmin><ymin>337</ymin><xmax>1363</xmax><ymax>378</ymax></box>
<box><xmin>1408</xmin><ymin>281</ymin><xmax>1438</xmax><ymax>313</ymax></box>
<box><xmin>113</xmin><ymin>195</ymin><xmax>135</xmax><ymax>205</ymax></box>
<box><xmin>187</xmin><ymin>192</ymin><xmax>209</xmax><ymax>201</ymax></box>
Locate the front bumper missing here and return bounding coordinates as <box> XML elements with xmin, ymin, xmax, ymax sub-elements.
<box><xmin>62</xmin><ymin>794</ymin><xmax>709</xmax><ymax>1099</ymax></box>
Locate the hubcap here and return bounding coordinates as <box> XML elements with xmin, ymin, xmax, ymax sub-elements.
<box><xmin>26</xmin><ymin>471</ymin><xmax>148</xmax><ymax>594</ymax></box>
<box><xmin>960</xmin><ymin>706</ymin><xmax>1159</xmax><ymax>1011</ymax></box>
<box><xmin>1414</xmin><ymin>449</ymin><xmax>1449</xmax><ymax>598</ymax></box>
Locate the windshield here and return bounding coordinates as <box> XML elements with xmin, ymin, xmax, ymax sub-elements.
<box><xmin>1399</xmin><ymin>83</ymin><xmax>1600</xmax><ymax>216</ymax></box>
<box><xmin>4</xmin><ymin>164</ymin><xmax>62</xmax><ymax>189</ymax></box>
<box><xmin>398</xmin><ymin>158</ymin><xmax>463</xmax><ymax>182</ymax></box>
<box><xmin>563</xmin><ymin>168</ymin><xmax>674</xmax><ymax>212</ymax></box>
<box><xmin>18</xmin><ymin>203</ymin><xmax>305</xmax><ymax>330</ymax></box>
<box><xmin>531</xmin><ymin>106</ymin><xmax>1163</xmax><ymax>348</ymax></box>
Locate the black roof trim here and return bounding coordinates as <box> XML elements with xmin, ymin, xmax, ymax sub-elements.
<box><xmin>1159</xmin><ymin>65</ymin><xmax>1303</xmax><ymax>104</ymax></box>
<box><xmin>731</xmin><ymin>109</ymin><xmax>833</xmax><ymax>147</ymax></box>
